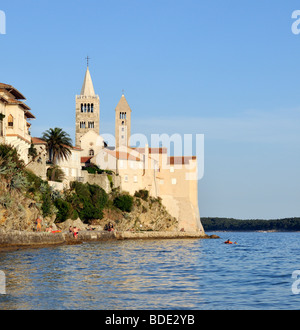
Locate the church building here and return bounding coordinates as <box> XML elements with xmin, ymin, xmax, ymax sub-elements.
<box><xmin>76</xmin><ymin>65</ymin><xmax>204</xmax><ymax>233</ymax></box>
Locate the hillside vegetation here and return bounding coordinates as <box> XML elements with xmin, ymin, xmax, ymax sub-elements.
<box><xmin>0</xmin><ymin>144</ymin><xmax>177</xmax><ymax>232</ymax></box>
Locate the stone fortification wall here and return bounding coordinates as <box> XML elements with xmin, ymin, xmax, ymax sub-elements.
<box><xmin>82</xmin><ymin>171</ymin><xmax>121</xmax><ymax>193</ymax></box>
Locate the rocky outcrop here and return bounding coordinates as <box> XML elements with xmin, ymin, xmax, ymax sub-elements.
<box><xmin>0</xmin><ymin>194</ymin><xmax>40</xmax><ymax>232</ymax></box>
<box><xmin>90</xmin><ymin>196</ymin><xmax>179</xmax><ymax>232</ymax></box>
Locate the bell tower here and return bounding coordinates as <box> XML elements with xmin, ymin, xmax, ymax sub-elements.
<box><xmin>115</xmin><ymin>93</ymin><xmax>132</xmax><ymax>149</ymax></box>
<box><xmin>75</xmin><ymin>64</ymin><xmax>100</xmax><ymax>147</ymax></box>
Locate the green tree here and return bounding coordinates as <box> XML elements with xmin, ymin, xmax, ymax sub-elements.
<box><xmin>68</xmin><ymin>182</ymin><xmax>108</xmax><ymax>223</ymax></box>
<box><xmin>47</xmin><ymin>165</ymin><xmax>65</xmax><ymax>182</ymax></box>
<box><xmin>54</xmin><ymin>198</ymin><xmax>72</xmax><ymax>222</ymax></box>
<box><xmin>113</xmin><ymin>194</ymin><xmax>134</xmax><ymax>212</ymax></box>
<box><xmin>42</xmin><ymin>127</ymin><xmax>73</xmax><ymax>164</ymax></box>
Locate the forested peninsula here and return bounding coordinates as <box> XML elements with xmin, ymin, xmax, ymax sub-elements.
<box><xmin>201</xmin><ymin>217</ymin><xmax>300</xmax><ymax>232</ymax></box>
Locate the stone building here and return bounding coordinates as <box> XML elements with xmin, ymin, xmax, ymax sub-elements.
<box><xmin>77</xmin><ymin>66</ymin><xmax>204</xmax><ymax>233</ymax></box>
<box><xmin>0</xmin><ymin>83</ymin><xmax>35</xmax><ymax>163</ymax></box>
<box><xmin>115</xmin><ymin>94</ymin><xmax>131</xmax><ymax>149</ymax></box>
<box><xmin>75</xmin><ymin>66</ymin><xmax>100</xmax><ymax>148</ymax></box>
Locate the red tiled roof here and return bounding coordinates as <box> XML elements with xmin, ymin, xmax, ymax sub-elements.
<box><xmin>25</xmin><ymin>110</ymin><xmax>36</xmax><ymax>119</ymax></box>
<box><xmin>105</xmin><ymin>149</ymin><xmax>141</xmax><ymax>161</ymax></box>
<box><xmin>168</xmin><ymin>156</ymin><xmax>197</xmax><ymax>165</ymax></box>
<box><xmin>81</xmin><ymin>157</ymin><xmax>92</xmax><ymax>163</ymax></box>
<box><xmin>32</xmin><ymin>137</ymin><xmax>47</xmax><ymax>145</ymax></box>
<box><xmin>0</xmin><ymin>83</ymin><xmax>26</xmax><ymax>100</ymax></box>
<box><xmin>131</xmin><ymin>147</ymin><xmax>168</xmax><ymax>154</ymax></box>
<box><xmin>7</xmin><ymin>98</ymin><xmax>31</xmax><ymax>110</ymax></box>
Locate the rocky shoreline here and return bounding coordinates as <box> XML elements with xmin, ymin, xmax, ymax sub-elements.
<box><xmin>0</xmin><ymin>230</ymin><xmax>219</xmax><ymax>251</ymax></box>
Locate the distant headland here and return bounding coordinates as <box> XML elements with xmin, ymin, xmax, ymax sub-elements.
<box><xmin>201</xmin><ymin>217</ymin><xmax>300</xmax><ymax>232</ymax></box>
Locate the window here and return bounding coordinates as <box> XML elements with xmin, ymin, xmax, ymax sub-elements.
<box><xmin>124</xmin><ymin>175</ymin><xmax>128</xmax><ymax>182</ymax></box>
<box><xmin>91</xmin><ymin>104</ymin><xmax>94</xmax><ymax>113</ymax></box>
<box><xmin>80</xmin><ymin>122</ymin><xmax>86</xmax><ymax>129</ymax></box>
<box><xmin>8</xmin><ymin>114</ymin><xmax>13</xmax><ymax>128</ymax></box>
<box><xmin>172</xmin><ymin>178</ymin><xmax>177</xmax><ymax>185</ymax></box>
<box><xmin>88</xmin><ymin>122</ymin><xmax>94</xmax><ymax>129</ymax></box>
<box><xmin>134</xmin><ymin>175</ymin><xmax>138</xmax><ymax>183</ymax></box>
<box><xmin>0</xmin><ymin>114</ymin><xmax>3</xmax><ymax>136</ymax></box>
<box><xmin>84</xmin><ymin>104</ymin><xmax>87</xmax><ymax>113</ymax></box>
<box><xmin>88</xmin><ymin>104</ymin><xmax>90</xmax><ymax>113</ymax></box>
<box><xmin>119</xmin><ymin>112</ymin><xmax>127</xmax><ymax>119</ymax></box>
<box><xmin>89</xmin><ymin>149</ymin><xmax>94</xmax><ymax>156</ymax></box>
<box><xmin>81</xmin><ymin>104</ymin><xmax>83</xmax><ymax>113</ymax></box>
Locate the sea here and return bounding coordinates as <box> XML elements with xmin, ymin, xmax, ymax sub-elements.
<box><xmin>0</xmin><ymin>231</ymin><xmax>300</xmax><ymax>310</ymax></box>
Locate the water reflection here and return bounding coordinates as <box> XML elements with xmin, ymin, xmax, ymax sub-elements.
<box><xmin>1</xmin><ymin>233</ymin><xmax>299</xmax><ymax>310</ymax></box>
<box><xmin>0</xmin><ymin>239</ymin><xmax>204</xmax><ymax>310</ymax></box>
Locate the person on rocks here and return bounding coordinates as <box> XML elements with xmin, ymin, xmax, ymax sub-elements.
<box><xmin>36</xmin><ymin>217</ymin><xmax>42</xmax><ymax>232</ymax></box>
<box><xmin>73</xmin><ymin>226</ymin><xmax>79</xmax><ymax>239</ymax></box>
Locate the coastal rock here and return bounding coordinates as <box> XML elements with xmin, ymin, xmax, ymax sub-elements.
<box><xmin>97</xmin><ymin>196</ymin><xmax>179</xmax><ymax>232</ymax></box>
<box><xmin>57</xmin><ymin>218</ymin><xmax>87</xmax><ymax>231</ymax></box>
<box><xmin>0</xmin><ymin>195</ymin><xmax>40</xmax><ymax>232</ymax></box>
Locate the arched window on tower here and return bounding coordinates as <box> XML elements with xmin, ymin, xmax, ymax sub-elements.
<box><xmin>91</xmin><ymin>104</ymin><xmax>94</xmax><ymax>113</ymax></box>
<box><xmin>88</xmin><ymin>104</ymin><xmax>90</xmax><ymax>113</ymax></box>
<box><xmin>81</xmin><ymin>104</ymin><xmax>83</xmax><ymax>113</ymax></box>
<box><xmin>84</xmin><ymin>104</ymin><xmax>87</xmax><ymax>113</ymax></box>
<box><xmin>89</xmin><ymin>149</ymin><xmax>94</xmax><ymax>157</ymax></box>
<box><xmin>8</xmin><ymin>114</ymin><xmax>13</xmax><ymax>128</ymax></box>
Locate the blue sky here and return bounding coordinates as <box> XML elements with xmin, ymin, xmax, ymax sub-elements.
<box><xmin>1</xmin><ymin>0</ymin><xmax>300</xmax><ymax>219</ymax></box>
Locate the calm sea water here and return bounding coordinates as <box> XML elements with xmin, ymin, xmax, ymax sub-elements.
<box><xmin>0</xmin><ymin>232</ymin><xmax>299</xmax><ymax>310</ymax></box>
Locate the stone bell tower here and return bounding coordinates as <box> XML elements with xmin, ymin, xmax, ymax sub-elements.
<box><xmin>75</xmin><ymin>64</ymin><xmax>100</xmax><ymax>148</ymax></box>
<box><xmin>115</xmin><ymin>93</ymin><xmax>132</xmax><ymax>149</ymax></box>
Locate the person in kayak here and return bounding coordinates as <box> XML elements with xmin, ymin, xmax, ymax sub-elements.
<box><xmin>225</xmin><ymin>239</ymin><xmax>233</xmax><ymax>244</ymax></box>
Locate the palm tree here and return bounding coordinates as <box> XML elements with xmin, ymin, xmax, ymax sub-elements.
<box><xmin>42</xmin><ymin>128</ymin><xmax>73</xmax><ymax>164</ymax></box>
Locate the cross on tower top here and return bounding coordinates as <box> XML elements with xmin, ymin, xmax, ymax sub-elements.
<box><xmin>85</xmin><ymin>56</ymin><xmax>90</xmax><ymax>67</ymax></box>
